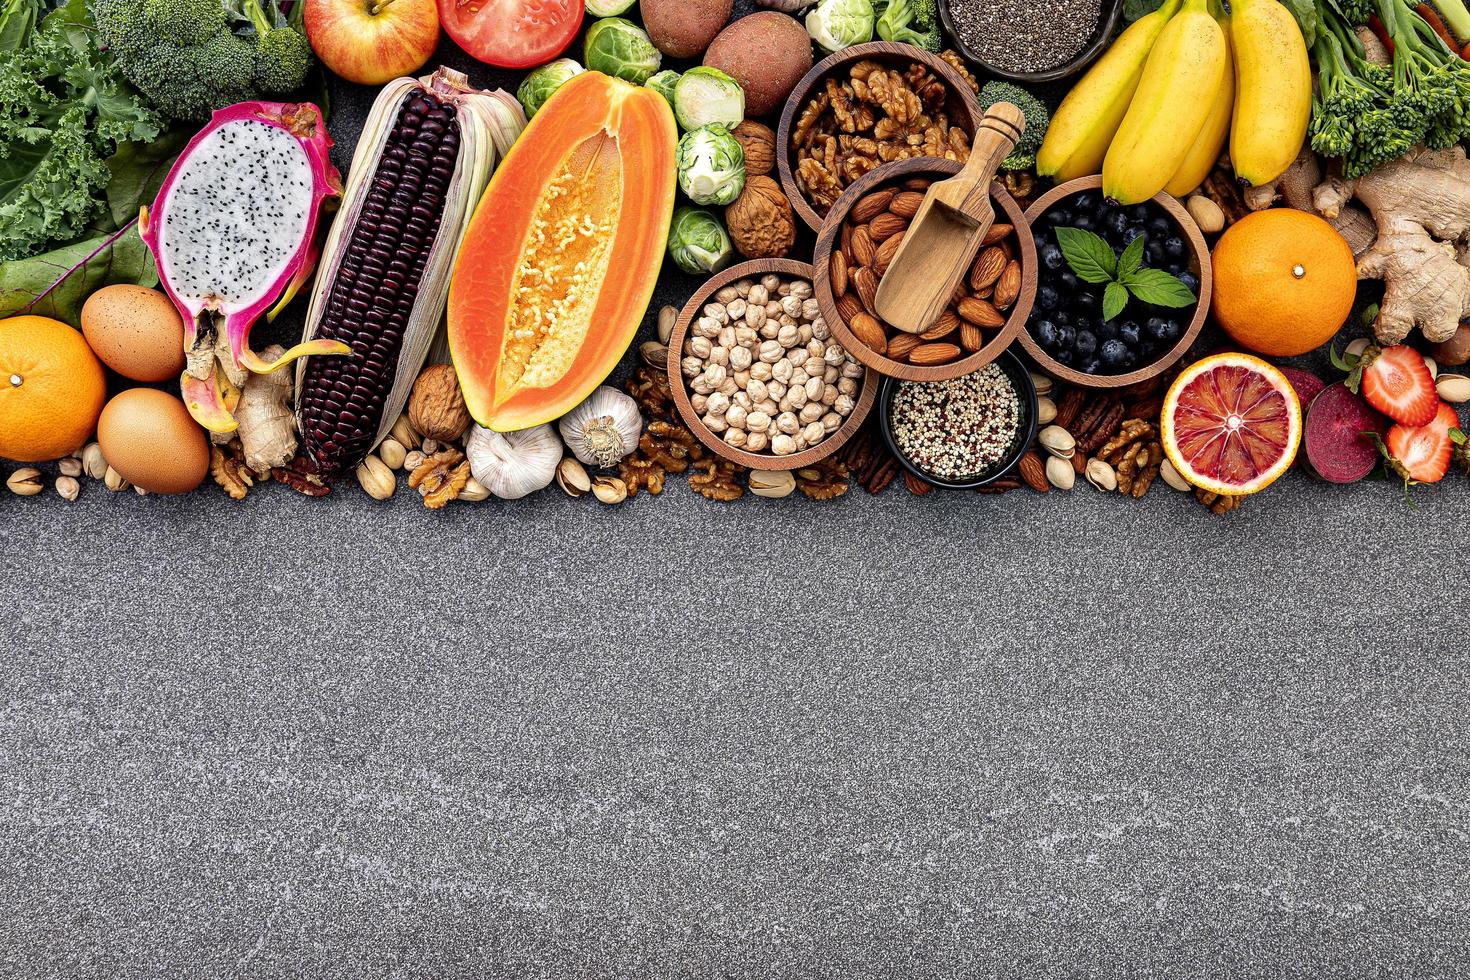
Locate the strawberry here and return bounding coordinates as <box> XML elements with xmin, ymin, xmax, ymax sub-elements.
<box><xmin>1357</xmin><ymin>344</ymin><xmax>1438</xmax><ymax>427</ymax></box>
<box><xmin>1384</xmin><ymin>402</ymin><xmax>1461</xmax><ymax>484</ymax></box>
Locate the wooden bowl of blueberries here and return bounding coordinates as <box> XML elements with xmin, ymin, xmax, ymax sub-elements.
<box><xmin>1019</xmin><ymin>175</ymin><xmax>1211</xmax><ymax>389</ymax></box>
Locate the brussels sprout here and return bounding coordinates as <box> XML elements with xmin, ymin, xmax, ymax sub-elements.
<box><xmin>676</xmin><ymin>125</ymin><xmax>746</xmax><ymax>206</ymax></box>
<box><xmin>805</xmin><ymin>0</ymin><xmax>875</xmax><ymax>51</ymax></box>
<box><xmin>672</xmin><ymin>66</ymin><xmax>745</xmax><ymax>131</ymax></box>
<box><xmin>584</xmin><ymin>17</ymin><xmax>662</xmax><ymax>85</ymax></box>
<box><xmin>645</xmin><ymin>69</ymin><xmax>681</xmax><ymax>109</ymax></box>
<box><xmin>585</xmin><ymin>0</ymin><xmax>636</xmax><ymax>16</ymax></box>
<box><xmin>516</xmin><ymin>58</ymin><xmax>585</xmax><ymax>118</ymax></box>
<box><xmin>667</xmin><ymin>206</ymin><xmax>735</xmax><ymax>274</ymax></box>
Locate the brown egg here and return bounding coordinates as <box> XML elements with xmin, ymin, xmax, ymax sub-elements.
<box><xmin>96</xmin><ymin>388</ymin><xmax>209</xmax><ymax>494</ymax></box>
<box><xmin>81</xmin><ymin>285</ymin><xmax>186</xmax><ymax>383</ymax></box>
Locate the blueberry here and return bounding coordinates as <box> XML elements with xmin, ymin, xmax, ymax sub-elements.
<box><xmin>1100</xmin><ymin>339</ymin><xmax>1128</xmax><ymax>368</ymax></box>
<box><xmin>1047</xmin><ymin>208</ymin><xmax>1072</xmax><ymax>227</ymax></box>
<box><xmin>1076</xmin><ymin>290</ymin><xmax>1099</xmax><ymax>311</ymax></box>
<box><xmin>1125</xmin><ymin>223</ymin><xmax>1147</xmax><ymax>244</ymax></box>
<box><xmin>1074</xmin><ymin>330</ymin><xmax>1097</xmax><ymax>357</ymax></box>
<box><xmin>1055</xmin><ymin>348</ymin><xmax>1074</xmax><ymax>365</ymax></box>
<box><xmin>1040</xmin><ymin>243</ymin><xmax>1065</xmax><ymax>271</ymax></box>
<box><xmin>1119</xmin><ymin>321</ymin><xmax>1141</xmax><ymax>347</ymax></box>
<box><xmin>1146</xmin><ymin>241</ymin><xmax>1166</xmax><ymax>265</ymax></box>
<box><xmin>1140</xmin><ymin>338</ymin><xmax>1158</xmax><ymax>358</ymax></box>
<box><xmin>1073</xmin><ymin>214</ymin><xmax>1096</xmax><ymax>232</ymax></box>
<box><xmin>1178</xmin><ymin>271</ymin><xmax>1200</xmax><ymax>293</ymax></box>
<box><xmin>1096</xmin><ymin>320</ymin><xmax>1118</xmax><ymax>341</ymax></box>
<box><xmin>1145</xmin><ymin>316</ymin><xmax>1170</xmax><ymax>342</ymax></box>
<box><xmin>1104</xmin><ymin>211</ymin><xmax>1130</xmax><ymax>238</ymax></box>
<box><xmin>1057</xmin><ymin>324</ymin><xmax>1076</xmax><ymax>349</ymax></box>
<box><xmin>1059</xmin><ymin>270</ymin><xmax>1079</xmax><ymax>292</ymax></box>
<box><xmin>1054</xmin><ymin>311</ymin><xmax>1073</xmax><ymax>329</ymax></box>
<box><xmin>1164</xmin><ymin>236</ymin><xmax>1186</xmax><ymax>258</ymax></box>
<box><xmin>1037</xmin><ymin>284</ymin><xmax>1060</xmax><ymax>310</ymax></box>
<box><xmin>1127</xmin><ymin>204</ymin><xmax>1151</xmax><ymax>224</ymax></box>
<box><xmin>1148</xmin><ymin>216</ymin><xmax>1171</xmax><ymax>238</ymax></box>
<box><xmin>1123</xmin><ymin>349</ymin><xmax>1139</xmax><ymax>368</ymax></box>
<box><xmin>1074</xmin><ymin>192</ymin><xmax>1099</xmax><ymax>214</ymax></box>
<box><xmin>1073</xmin><ymin>315</ymin><xmax>1094</xmax><ymax>335</ymax></box>
<box><xmin>1161</xmin><ymin>318</ymin><xmax>1182</xmax><ymax>342</ymax></box>
<box><xmin>1034</xmin><ymin>318</ymin><xmax>1060</xmax><ymax>348</ymax></box>
<box><xmin>1080</xmin><ymin>357</ymin><xmax>1101</xmax><ymax>375</ymax></box>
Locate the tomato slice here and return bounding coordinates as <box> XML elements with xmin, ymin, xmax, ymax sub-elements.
<box><xmin>437</xmin><ymin>0</ymin><xmax>584</xmax><ymax>69</ymax></box>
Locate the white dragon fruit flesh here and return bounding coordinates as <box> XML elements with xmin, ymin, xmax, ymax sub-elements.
<box><xmin>142</xmin><ymin>101</ymin><xmax>346</xmax><ymax>433</ymax></box>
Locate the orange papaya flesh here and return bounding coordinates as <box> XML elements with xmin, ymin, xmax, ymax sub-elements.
<box><xmin>449</xmin><ymin>71</ymin><xmax>677</xmax><ymax>432</ymax></box>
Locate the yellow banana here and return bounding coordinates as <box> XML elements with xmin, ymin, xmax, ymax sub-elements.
<box><xmin>1102</xmin><ymin>0</ymin><xmax>1227</xmax><ymax>205</ymax></box>
<box><xmin>1164</xmin><ymin>12</ymin><xmax>1233</xmax><ymax>198</ymax></box>
<box><xmin>1229</xmin><ymin>0</ymin><xmax>1312</xmax><ymax>186</ymax></box>
<box><xmin>1036</xmin><ymin>0</ymin><xmax>1183</xmax><ymax>182</ymax></box>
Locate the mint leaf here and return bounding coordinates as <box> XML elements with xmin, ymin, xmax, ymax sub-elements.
<box><xmin>1116</xmin><ymin>234</ymin><xmax>1145</xmax><ymax>280</ymax></box>
<box><xmin>1055</xmin><ymin>226</ymin><xmax>1117</xmax><ymax>284</ymax></box>
<box><xmin>1125</xmin><ymin>268</ymin><xmax>1196</xmax><ymax>308</ymax></box>
<box><xmin>1102</xmin><ymin>281</ymin><xmax>1129</xmax><ymax>322</ymax></box>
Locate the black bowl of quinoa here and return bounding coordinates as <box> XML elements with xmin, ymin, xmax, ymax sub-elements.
<box><xmin>878</xmin><ymin>349</ymin><xmax>1038</xmax><ymax>490</ymax></box>
<box><xmin>938</xmin><ymin>0</ymin><xmax>1125</xmax><ymax>84</ymax></box>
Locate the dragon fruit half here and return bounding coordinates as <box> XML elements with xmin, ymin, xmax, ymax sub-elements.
<box><xmin>142</xmin><ymin>101</ymin><xmax>348</xmax><ymax>433</ymax></box>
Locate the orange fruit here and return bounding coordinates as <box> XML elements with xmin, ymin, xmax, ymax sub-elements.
<box><xmin>1210</xmin><ymin>209</ymin><xmax>1357</xmax><ymax>357</ymax></box>
<box><xmin>1161</xmin><ymin>352</ymin><xmax>1302</xmax><ymax>496</ymax></box>
<box><xmin>0</xmin><ymin>315</ymin><xmax>107</xmax><ymax>462</ymax></box>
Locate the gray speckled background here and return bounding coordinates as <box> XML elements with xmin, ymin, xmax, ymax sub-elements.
<box><xmin>3</xmin><ymin>15</ymin><xmax>1470</xmax><ymax>979</ymax></box>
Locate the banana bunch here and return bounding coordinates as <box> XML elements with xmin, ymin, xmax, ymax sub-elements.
<box><xmin>1036</xmin><ymin>0</ymin><xmax>1310</xmax><ymax>205</ymax></box>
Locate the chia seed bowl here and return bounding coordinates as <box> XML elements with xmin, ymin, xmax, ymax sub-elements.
<box><xmin>938</xmin><ymin>0</ymin><xmax>1125</xmax><ymax>84</ymax></box>
<box><xmin>877</xmin><ymin>349</ymin><xmax>1038</xmax><ymax>490</ymax></box>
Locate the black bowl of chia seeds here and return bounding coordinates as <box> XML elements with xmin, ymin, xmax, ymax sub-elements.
<box><xmin>938</xmin><ymin>0</ymin><xmax>1125</xmax><ymax>84</ymax></box>
<box><xmin>878</xmin><ymin>349</ymin><xmax>1038</xmax><ymax>490</ymax></box>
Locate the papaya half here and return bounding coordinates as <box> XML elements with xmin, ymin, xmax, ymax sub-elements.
<box><xmin>448</xmin><ymin>71</ymin><xmax>677</xmax><ymax>432</ymax></box>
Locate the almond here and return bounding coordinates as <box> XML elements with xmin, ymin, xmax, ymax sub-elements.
<box><xmin>981</xmin><ymin>223</ymin><xmax>1013</xmax><ymax>247</ymax></box>
<box><xmin>909</xmin><ymin>342</ymin><xmax>961</xmax><ymax>366</ymax></box>
<box><xmin>887</xmin><ymin>333</ymin><xmax>922</xmax><ymax>362</ymax></box>
<box><xmin>993</xmin><ymin>259</ymin><xmax>1022</xmax><ymax>310</ymax></box>
<box><xmin>957</xmin><ymin>296</ymin><xmax>1005</xmax><ymax>328</ymax></box>
<box><xmin>889</xmin><ymin>191</ymin><xmax>925</xmax><ymax>218</ymax></box>
<box><xmin>903</xmin><ymin>177</ymin><xmax>931</xmax><ymax>191</ymax></box>
<box><xmin>848</xmin><ymin>311</ymin><xmax>887</xmax><ymax>353</ymax></box>
<box><xmin>867</xmin><ymin>211</ymin><xmax>908</xmax><ymax>242</ymax></box>
<box><xmin>840</xmin><ymin>222</ymin><xmax>854</xmax><ymax>263</ymax></box>
<box><xmin>852</xmin><ymin>189</ymin><xmax>895</xmax><ymax>224</ymax></box>
<box><xmin>852</xmin><ymin>266</ymin><xmax>880</xmax><ymax>315</ymax></box>
<box><xmin>960</xmin><ymin>322</ymin><xmax>982</xmax><ymax>352</ymax></box>
<box><xmin>851</xmin><ymin>226</ymin><xmax>878</xmax><ymax>267</ymax></box>
<box><xmin>1018</xmin><ymin>450</ymin><xmax>1049</xmax><ymax>493</ymax></box>
<box><xmin>836</xmin><ymin>292</ymin><xmax>864</xmax><ymax>323</ymax></box>
<box><xmin>968</xmin><ymin>246</ymin><xmax>1006</xmax><ymax>292</ymax></box>
<box><xmin>920</xmin><ymin>310</ymin><xmax>959</xmax><ymax>341</ymax></box>
<box><xmin>874</xmin><ymin>231</ymin><xmax>904</xmax><ymax>274</ymax></box>
<box><xmin>829</xmin><ymin>249</ymin><xmax>849</xmax><ymax>299</ymax></box>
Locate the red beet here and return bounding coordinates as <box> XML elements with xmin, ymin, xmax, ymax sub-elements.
<box><xmin>1278</xmin><ymin>366</ymin><xmax>1326</xmax><ymax>412</ymax></box>
<box><xmin>1303</xmin><ymin>381</ymin><xmax>1390</xmax><ymax>483</ymax></box>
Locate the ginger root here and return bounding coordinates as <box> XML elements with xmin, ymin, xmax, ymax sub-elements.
<box><xmin>231</xmin><ymin>343</ymin><xmax>298</xmax><ymax>473</ymax></box>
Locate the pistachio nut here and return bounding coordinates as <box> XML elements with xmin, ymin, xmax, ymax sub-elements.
<box><xmin>658</xmin><ymin>304</ymin><xmax>677</xmax><ymax>345</ymax></box>
<box><xmin>389</xmin><ymin>413</ymin><xmax>419</xmax><ymax>451</ymax></box>
<box><xmin>748</xmin><ymin>469</ymin><xmax>796</xmax><ymax>499</ymax></box>
<box><xmin>1159</xmin><ymin>457</ymin><xmax>1192</xmax><ymax>492</ymax></box>
<box><xmin>640</xmin><ymin>340</ymin><xmax>669</xmax><ymax>370</ymax></box>
<box><xmin>58</xmin><ymin>456</ymin><xmax>83</xmax><ymax>478</ymax></box>
<box><xmin>133</xmin><ymin>485</ymin><xmax>148</xmax><ymax>496</ymax></box>
<box><xmin>1045</xmin><ymin>455</ymin><xmax>1075</xmax><ymax>490</ymax></box>
<box><xmin>1038</xmin><ymin>424</ymin><xmax>1076</xmax><ymax>460</ymax></box>
<box><xmin>458</xmin><ymin>478</ymin><xmax>491</xmax><ymax>502</ymax></box>
<box><xmin>81</xmin><ymin>442</ymin><xmax>107</xmax><ymax>480</ymax></box>
<box><xmin>1345</xmin><ymin>337</ymin><xmax>1370</xmax><ymax>360</ymax></box>
<box><xmin>1436</xmin><ymin>373</ymin><xmax>1470</xmax><ymax>404</ymax></box>
<box><xmin>55</xmin><ymin>475</ymin><xmax>80</xmax><ymax>502</ymax></box>
<box><xmin>104</xmin><ymin>466</ymin><xmax>129</xmax><ymax>492</ymax></box>
<box><xmin>557</xmin><ymin>457</ymin><xmax>592</xmax><ymax>497</ymax></box>
<box><xmin>1036</xmin><ymin>396</ymin><xmax>1057</xmax><ymax>426</ymax></box>
<box><xmin>1084</xmin><ymin>457</ymin><xmax>1117</xmax><ymax>492</ymax></box>
<box><xmin>355</xmin><ymin>454</ymin><xmax>396</xmax><ymax>500</ymax></box>
<box><xmin>377</xmin><ymin>437</ymin><xmax>407</xmax><ymax>470</ymax></box>
<box><xmin>1029</xmin><ymin>371</ymin><xmax>1053</xmax><ymax>397</ymax></box>
<box><xmin>1425</xmin><ymin>356</ymin><xmax>1438</xmax><ymax>379</ymax></box>
<box><xmin>592</xmin><ymin>475</ymin><xmax>627</xmax><ymax>504</ymax></box>
<box><xmin>6</xmin><ymin>467</ymin><xmax>43</xmax><ymax>496</ymax></box>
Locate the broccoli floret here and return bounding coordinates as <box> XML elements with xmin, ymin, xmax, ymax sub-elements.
<box><xmin>874</xmin><ymin>0</ymin><xmax>941</xmax><ymax>52</ymax></box>
<box><xmin>92</xmin><ymin>0</ymin><xmax>312</xmax><ymax>121</ymax></box>
<box><xmin>978</xmin><ymin>80</ymin><xmax>1049</xmax><ymax>171</ymax></box>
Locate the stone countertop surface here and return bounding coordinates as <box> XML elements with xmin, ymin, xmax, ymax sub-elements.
<box><xmin>2</xmin><ymin>23</ymin><xmax>1469</xmax><ymax>980</ymax></box>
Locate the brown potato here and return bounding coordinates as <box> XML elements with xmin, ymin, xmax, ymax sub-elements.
<box><xmin>642</xmin><ymin>0</ymin><xmax>731</xmax><ymax>59</ymax></box>
<box><xmin>703</xmin><ymin>12</ymin><xmax>812</xmax><ymax>117</ymax></box>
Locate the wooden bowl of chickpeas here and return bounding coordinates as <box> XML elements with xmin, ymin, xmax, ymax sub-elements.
<box><xmin>666</xmin><ymin>258</ymin><xmax>878</xmax><ymax>471</ymax></box>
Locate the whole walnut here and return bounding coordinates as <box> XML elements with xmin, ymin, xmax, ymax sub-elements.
<box><xmin>407</xmin><ymin>363</ymin><xmax>472</xmax><ymax>442</ymax></box>
<box><xmin>731</xmin><ymin>120</ymin><xmax>776</xmax><ymax>177</ymax></box>
<box><xmin>725</xmin><ymin>176</ymin><xmax>796</xmax><ymax>259</ymax></box>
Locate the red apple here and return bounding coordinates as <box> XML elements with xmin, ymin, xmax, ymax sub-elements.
<box><xmin>304</xmin><ymin>0</ymin><xmax>440</xmax><ymax>86</ymax></box>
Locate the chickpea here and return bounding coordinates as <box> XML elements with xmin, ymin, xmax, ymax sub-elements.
<box><xmin>725</xmin><ymin>404</ymin><xmax>748</xmax><ymax>429</ymax></box>
<box><xmin>771</xmin><ymin>434</ymin><xmax>797</xmax><ymax>455</ymax></box>
<box><xmin>772</xmin><ymin>358</ymin><xmax>794</xmax><ymax>384</ymax></box>
<box><xmin>777</xmin><ymin>323</ymin><xmax>800</xmax><ymax>348</ymax></box>
<box><xmin>703</xmin><ymin>303</ymin><xmax>729</xmax><ymax>325</ymax></box>
<box><xmin>735</xmin><ymin>279</ymin><xmax>752</xmax><ymax>298</ymax></box>
<box><xmin>833</xmin><ymin>393</ymin><xmax>855</xmax><ymax>416</ymax></box>
<box><xmin>696</xmin><ymin>316</ymin><xmax>721</xmax><ymax>339</ymax></box>
<box><xmin>706</xmin><ymin>391</ymin><xmax>731</xmax><ymax>416</ymax></box>
<box><xmin>805</xmin><ymin>376</ymin><xmax>823</xmax><ymax>401</ymax></box>
<box><xmin>801</xmin><ymin>421</ymin><xmax>825</xmax><ymax>445</ymax></box>
<box><xmin>702</xmin><ymin>411</ymin><xmax>728</xmax><ymax>433</ymax></box>
<box><xmin>758</xmin><ymin>340</ymin><xmax>784</xmax><ymax>364</ymax></box>
<box><xmin>724</xmin><ymin>428</ymin><xmax>747</xmax><ymax>448</ymax></box>
<box><xmin>730</xmin><ymin>347</ymin><xmax>753</xmax><ymax>372</ymax></box>
<box><xmin>838</xmin><ymin>378</ymin><xmax>858</xmax><ymax>396</ymax></box>
<box><xmin>733</xmin><ymin>391</ymin><xmax>753</xmax><ymax>411</ymax></box>
<box><xmin>767</xmin><ymin>380</ymin><xmax>787</xmax><ymax>401</ymax></box>
<box><xmin>726</xmin><ymin>298</ymin><xmax>747</xmax><ymax>320</ymax></box>
<box><xmin>776</xmin><ymin>412</ymin><xmax>800</xmax><ymax>435</ymax></box>
<box><xmin>748</xmin><ymin>284</ymin><xmax>769</xmax><ymax>306</ymax></box>
<box><xmin>691</xmin><ymin>393</ymin><xmax>708</xmax><ymax>414</ymax></box>
<box><xmin>745</xmin><ymin>430</ymin><xmax>769</xmax><ymax>452</ymax></box>
<box><xmin>760</xmin><ymin>274</ymin><xmax>781</xmax><ymax>293</ymax></box>
<box><xmin>746</xmin><ymin>411</ymin><xmax>771</xmax><ymax>432</ymax></box>
<box><xmin>821</xmin><ymin>411</ymin><xmax>842</xmax><ymax>434</ymax></box>
<box><xmin>707</xmin><ymin>346</ymin><xmax>729</xmax><ymax>367</ymax></box>
<box><xmin>820</xmin><ymin>385</ymin><xmax>839</xmax><ymax>407</ymax></box>
<box><xmin>751</xmin><ymin>362</ymin><xmax>773</xmax><ymax>382</ymax></box>
<box><xmin>717</xmin><ymin>325</ymin><xmax>737</xmax><ymax>349</ymax></box>
<box><xmin>715</xmin><ymin>285</ymin><xmax>739</xmax><ymax>304</ymax></box>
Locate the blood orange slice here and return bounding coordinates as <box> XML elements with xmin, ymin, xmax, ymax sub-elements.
<box><xmin>1161</xmin><ymin>353</ymin><xmax>1302</xmax><ymax>496</ymax></box>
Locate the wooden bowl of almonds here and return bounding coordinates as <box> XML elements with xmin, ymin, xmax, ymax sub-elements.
<box><xmin>666</xmin><ymin>258</ymin><xmax>878</xmax><ymax>472</ymax></box>
<box><xmin>775</xmin><ymin>41</ymin><xmax>984</xmax><ymax>233</ymax></box>
<box><xmin>812</xmin><ymin>157</ymin><xmax>1036</xmax><ymax>383</ymax></box>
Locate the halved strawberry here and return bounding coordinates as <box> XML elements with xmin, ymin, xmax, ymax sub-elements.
<box><xmin>1385</xmin><ymin>402</ymin><xmax>1461</xmax><ymax>484</ymax></box>
<box><xmin>1358</xmin><ymin>345</ymin><xmax>1438</xmax><ymax>426</ymax></box>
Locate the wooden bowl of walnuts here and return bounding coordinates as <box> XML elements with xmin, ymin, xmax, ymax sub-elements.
<box><xmin>666</xmin><ymin>258</ymin><xmax>878</xmax><ymax>471</ymax></box>
<box><xmin>813</xmin><ymin>157</ymin><xmax>1037</xmax><ymax>383</ymax></box>
<box><xmin>776</xmin><ymin>41</ymin><xmax>984</xmax><ymax>233</ymax></box>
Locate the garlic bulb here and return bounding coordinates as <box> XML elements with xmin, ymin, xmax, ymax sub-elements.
<box><xmin>464</xmin><ymin>424</ymin><xmax>561</xmax><ymax>499</ymax></box>
<box><xmin>558</xmin><ymin>387</ymin><xmax>643</xmax><ymax>468</ymax></box>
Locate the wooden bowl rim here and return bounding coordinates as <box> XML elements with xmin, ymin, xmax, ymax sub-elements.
<box><xmin>811</xmin><ymin>157</ymin><xmax>1037</xmax><ymax>383</ymax></box>
<box><xmin>666</xmin><ymin>257</ymin><xmax>879</xmax><ymax>472</ymax></box>
<box><xmin>1017</xmin><ymin>175</ymin><xmax>1213</xmax><ymax>390</ymax></box>
<box><xmin>775</xmin><ymin>41</ymin><xmax>985</xmax><ymax>234</ymax></box>
<box><xmin>936</xmin><ymin>0</ymin><xmax>1125</xmax><ymax>84</ymax></box>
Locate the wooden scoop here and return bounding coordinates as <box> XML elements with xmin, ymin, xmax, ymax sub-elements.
<box><xmin>874</xmin><ymin>103</ymin><xmax>1026</xmax><ymax>335</ymax></box>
